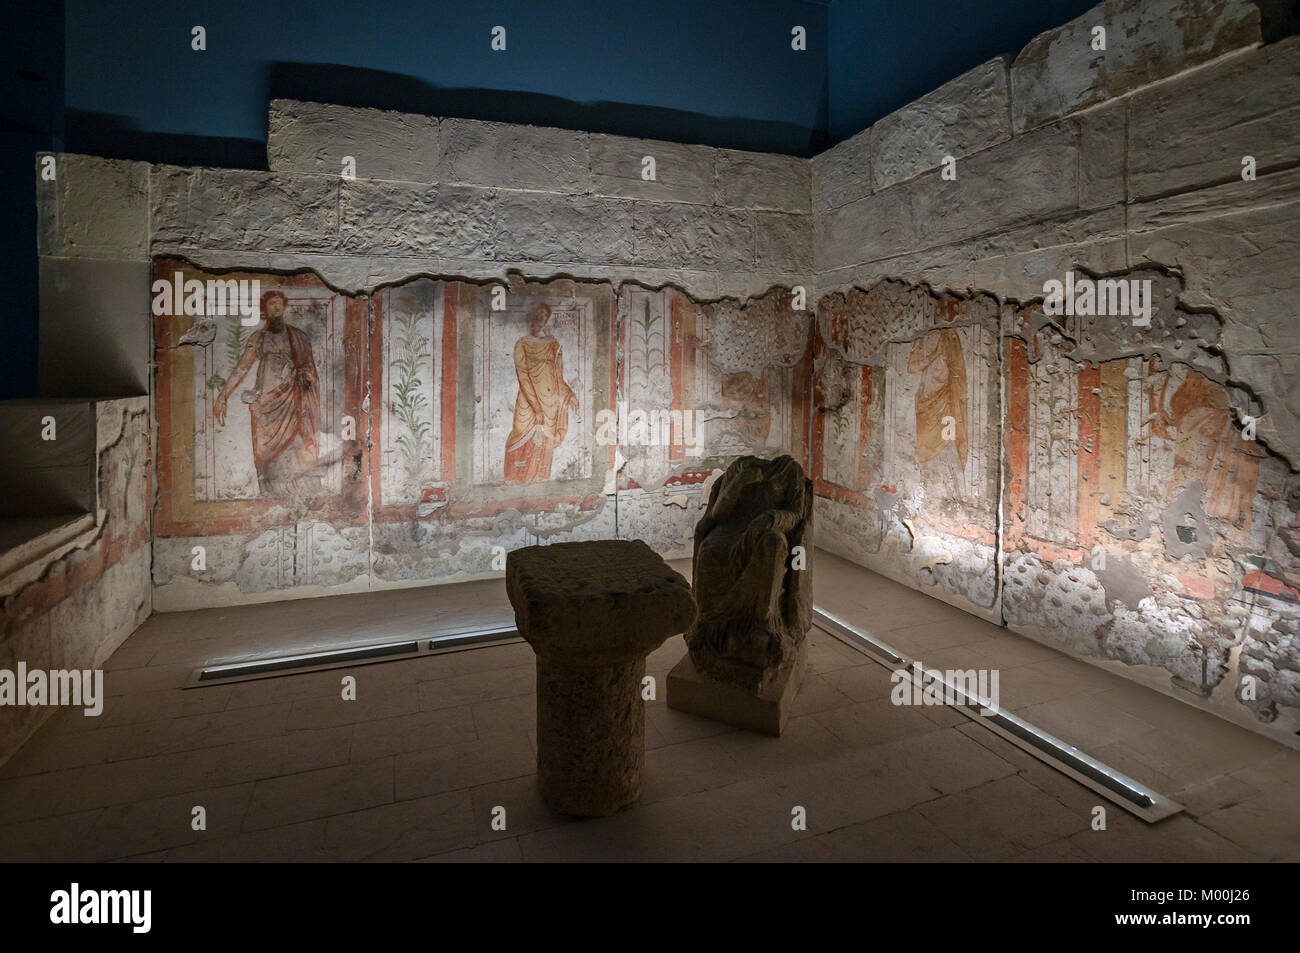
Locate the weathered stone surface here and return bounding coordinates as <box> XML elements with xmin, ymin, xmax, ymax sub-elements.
<box><xmin>811</xmin><ymin>132</ymin><xmax>872</xmax><ymax>212</ymax></box>
<box><xmin>0</xmin><ymin>399</ymin><xmax>151</xmax><ymax>769</ymax></box>
<box><xmin>633</xmin><ymin>203</ymin><xmax>754</xmax><ymax>269</ymax></box>
<box><xmin>716</xmin><ymin>149</ymin><xmax>810</xmax><ymax>213</ymax></box>
<box><xmin>139</xmin><ymin>245</ymin><xmax>796</xmax><ymax>309</ymax></box>
<box><xmin>679</xmin><ymin>455</ymin><xmax>813</xmax><ymax>702</ymax></box>
<box><xmin>911</xmin><ymin>122</ymin><xmax>1081</xmax><ymax>250</ymax></box>
<box><xmin>867</xmin><ymin>57</ymin><xmax>1012</xmax><ymax>191</ymax></box>
<box><xmin>496</xmin><ymin>193</ymin><xmax>634</xmax><ymax>264</ymax></box>
<box><xmin>1010</xmin><ymin>0</ymin><xmax>1262</xmax><ymax>133</ymax></box>
<box><xmin>1129</xmin><ymin>165</ymin><xmax>1300</xmax><ymax>233</ymax></box>
<box><xmin>754</xmin><ymin>211</ymin><xmax>812</xmax><ymax>272</ymax></box>
<box><xmin>150</xmin><ymin>166</ymin><xmax>339</xmax><ymax>252</ymax></box>
<box><xmin>440</xmin><ymin>119</ymin><xmax>588</xmax><ymax>193</ymax></box>
<box><xmin>36</xmin><ymin>154</ymin><xmax>150</xmax><ymax>259</ymax></box>
<box><xmin>338</xmin><ymin>181</ymin><xmax>495</xmax><ymax>257</ymax></box>
<box><xmin>590</xmin><ymin>134</ymin><xmax>713</xmax><ymax>204</ymax></box>
<box><xmin>815</xmin><ymin>178</ymin><xmax>919</xmax><ymax>271</ymax></box>
<box><xmin>506</xmin><ymin>539</ymin><xmax>695</xmax><ymax>815</ymax></box>
<box><xmin>507</xmin><ymin>539</ymin><xmax>694</xmax><ymax>663</ymax></box>
<box><xmin>667</xmin><ymin>639</ymin><xmax>807</xmax><ymax>736</ymax></box>
<box><xmin>1074</xmin><ymin>99</ymin><xmax>1126</xmax><ymax>209</ymax></box>
<box><xmin>1128</xmin><ymin>35</ymin><xmax>1300</xmax><ymax>201</ymax></box>
<box><xmin>703</xmin><ymin>291</ymin><xmax>812</xmax><ymax>377</ymax></box>
<box><xmin>267</xmin><ymin>99</ymin><xmax>440</xmax><ymax>182</ymax></box>
<box><xmin>1131</xmin><ymin>200</ymin><xmax>1300</xmax><ymax>468</ymax></box>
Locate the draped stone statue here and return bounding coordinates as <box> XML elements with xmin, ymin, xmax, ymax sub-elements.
<box><xmin>668</xmin><ymin>453</ymin><xmax>813</xmax><ymax>735</ymax></box>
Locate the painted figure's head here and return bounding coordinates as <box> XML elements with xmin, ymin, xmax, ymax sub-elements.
<box><xmin>529</xmin><ymin>303</ymin><xmax>551</xmax><ymax>336</ymax></box>
<box><xmin>261</xmin><ymin>290</ymin><xmax>288</xmax><ymax>331</ymax></box>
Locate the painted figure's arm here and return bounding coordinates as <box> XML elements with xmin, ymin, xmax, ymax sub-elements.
<box><xmin>555</xmin><ymin>344</ymin><xmax>578</xmax><ymax>411</ymax></box>
<box><xmin>214</xmin><ymin>332</ymin><xmax>261</xmax><ymax>425</ymax></box>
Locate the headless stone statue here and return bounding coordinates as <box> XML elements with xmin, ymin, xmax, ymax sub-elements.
<box><xmin>669</xmin><ymin>454</ymin><xmax>814</xmax><ymax>734</ymax></box>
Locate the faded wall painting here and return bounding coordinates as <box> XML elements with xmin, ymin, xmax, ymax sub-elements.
<box><xmin>375</xmin><ymin>279</ymin><xmax>445</xmax><ymax>511</ymax></box>
<box><xmin>812</xmin><ymin>271</ymin><xmax>1299</xmax><ymax>735</ymax></box>
<box><xmin>154</xmin><ymin>268</ymin><xmax>633</xmax><ymax>602</ymax></box>
<box><xmin>999</xmin><ymin>272</ymin><xmax>1297</xmax><ymax>733</ymax></box>
<box><xmin>473</xmin><ymin>291</ymin><xmax>595</xmax><ymax>486</ymax></box>
<box><xmin>812</xmin><ymin>282</ymin><xmax>1000</xmax><ymax>614</ymax></box>
<box><xmin>196</xmin><ymin>284</ymin><xmax>347</xmax><ymax>502</ymax></box>
<box><xmin>612</xmin><ymin>287</ymin><xmax>812</xmax><ymax>557</ymax></box>
<box><xmin>154</xmin><ymin>262</ymin><xmax>370</xmax><ymax>598</ymax></box>
<box><xmin>152</xmin><ymin>266</ymin><xmax>806</xmax><ymax>618</ymax></box>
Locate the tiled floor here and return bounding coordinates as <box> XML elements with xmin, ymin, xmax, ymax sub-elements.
<box><xmin>1</xmin><ymin>551</ymin><xmax>1295</xmax><ymax>862</ymax></box>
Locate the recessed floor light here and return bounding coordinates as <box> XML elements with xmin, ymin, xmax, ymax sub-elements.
<box><xmin>813</xmin><ymin>607</ymin><xmax>1183</xmax><ymax>823</ymax></box>
<box><xmin>186</xmin><ymin>625</ymin><xmax>522</xmax><ymax>688</ymax></box>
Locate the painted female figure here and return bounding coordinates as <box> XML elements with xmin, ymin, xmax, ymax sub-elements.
<box><xmin>504</xmin><ymin>303</ymin><xmax>579</xmax><ymax>484</ymax></box>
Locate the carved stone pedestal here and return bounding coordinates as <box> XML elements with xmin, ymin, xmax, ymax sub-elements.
<box><xmin>667</xmin><ymin>637</ymin><xmax>807</xmax><ymax>736</ymax></box>
<box><xmin>506</xmin><ymin>539</ymin><xmax>696</xmax><ymax>816</ymax></box>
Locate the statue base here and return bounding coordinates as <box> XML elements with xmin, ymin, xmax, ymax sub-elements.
<box><xmin>666</xmin><ymin>639</ymin><xmax>807</xmax><ymax>737</ymax></box>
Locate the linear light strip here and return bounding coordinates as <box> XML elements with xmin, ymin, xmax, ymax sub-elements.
<box><xmin>812</xmin><ymin>606</ymin><xmax>1180</xmax><ymax>822</ymax></box>
<box><xmin>189</xmin><ymin>625</ymin><xmax>522</xmax><ymax>687</ymax></box>
<box><xmin>198</xmin><ymin>640</ymin><xmax>420</xmax><ymax>680</ymax></box>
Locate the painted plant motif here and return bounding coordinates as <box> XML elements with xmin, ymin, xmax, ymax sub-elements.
<box><xmin>389</xmin><ymin>305</ymin><xmax>433</xmax><ymax>480</ymax></box>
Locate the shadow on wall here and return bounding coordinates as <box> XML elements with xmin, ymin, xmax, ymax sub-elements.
<box><xmin>65</xmin><ymin>62</ymin><xmax>828</xmax><ymax>168</ymax></box>
<box><xmin>64</xmin><ymin>109</ymin><xmax>266</xmax><ymax>170</ymax></box>
<box><xmin>266</xmin><ymin>62</ymin><xmax>829</xmax><ymax>157</ymax></box>
<box><xmin>65</xmin><ymin>62</ymin><xmax>826</xmax><ymax>169</ymax></box>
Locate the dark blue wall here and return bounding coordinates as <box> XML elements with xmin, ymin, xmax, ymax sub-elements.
<box><xmin>65</xmin><ymin>0</ymin><xmax>831</xmax><ymax>165</ymax></box>
<box><xmin>827</xmin><ymin>0</ymin><xmax>1098</xmax><ymax>141</ymax></box>
<box><xmin>1</xmin><ymin>1</ymin><xmax>63</xmax><ymax>400</ymax></box>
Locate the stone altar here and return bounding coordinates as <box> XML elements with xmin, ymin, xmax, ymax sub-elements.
<box><xmin>506</xmin><ymin>539</ymin><xmax>696</xmax><ymax>816</ymax></box>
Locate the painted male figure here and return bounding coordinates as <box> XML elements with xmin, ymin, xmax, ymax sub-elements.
<box><xmin>214</xmin><ymin>290</ymin><xmax>320</xmax><ymax>495</ymax></box>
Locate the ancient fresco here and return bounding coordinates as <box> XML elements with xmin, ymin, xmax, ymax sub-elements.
<box><xmin>812</xmin><ymin>282</ymin><xmax>1000</xmax><ymax>614</ymax></box>
<box><xmin>612</xmin><ymin>287</ymin><xmax>812</xmax><ymax>558</ymax></box>
<box><xmin>812</xmin><ymin>272</ymin><xmax>1299</xmax><ymax>733</ymax></box>
<box><xmin>376</xmin><ymin>280</ymin><xmax>445</xmax><ymax>509</ymax></box>
<box><xmin>153</xmin><ymin>267</ymin><xmax>808</xmax><ymax>601</ymax></box>
<box><xmin>1002</xmin><ymin>287</ymin><xmax>1293</xmax><ymax>717</ymax></box>
<box><xmin>197</xmin><ymin>284</ymin><xmax>347</xmax><ymax>502</ymax></box>
<box><xmin>473</xmin><ymin>291</ymin><xmax>594</xmax><ymax>486</ymax></box>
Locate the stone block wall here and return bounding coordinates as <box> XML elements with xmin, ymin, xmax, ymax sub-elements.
<box><xmin>35</xmin><ymin>155</ymin><xmax>152</xmax><ymax>398</ymax></box>
<box><xmin>0</xmin><ymin>398</ymin><xmax>152</xmax><ymax>765</ymax></box>
<box><xmin>810</xmin><ymin>0</ymin><xmax>1300</xmax><ymax>745</ymax></box>
<box><xmin>184</xmin><ymin>99</ymin><xmax>812</xmax><ymax>302</ymax></box>
<box><xmin>112</xmin><ymin>103</ymin><xmax>812</xmax><ymax>609</ymax></box>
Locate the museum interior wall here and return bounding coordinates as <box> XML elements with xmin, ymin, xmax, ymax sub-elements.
<box><xmin>810</xmin><ymin>3</ymin><xmax>1300</xmax><ymax>744</ymax></box>
<box><xmin>45</xmin><ymin>104</ymin><xmax>812</xmax><ymax>612</ymax></box>
<box><xmin>6</xmin><ymin>0</ymin><xmax>1298</xmax><ymax>761</ymax></box>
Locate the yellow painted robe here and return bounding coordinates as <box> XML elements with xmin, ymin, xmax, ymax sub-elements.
<box><xmin>504</xmin><ymin>334</ymin><xmax>576</xmax><ymax>484</ymax></box>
